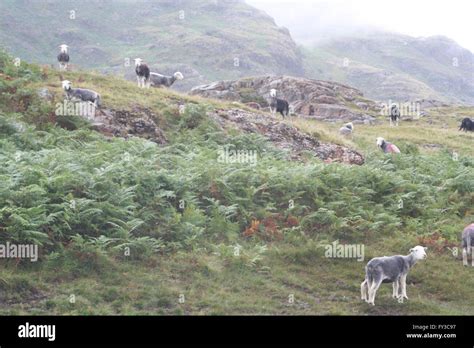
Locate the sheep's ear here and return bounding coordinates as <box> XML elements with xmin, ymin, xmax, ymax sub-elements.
<box><xmin>424</xmin><ymin>247</ymin><xmax>428</xmax><ymax>251</ymax></box>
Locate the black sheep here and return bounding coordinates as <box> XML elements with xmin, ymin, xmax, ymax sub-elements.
<box><xmin>269</xmin><ymin>89</ymin><xmax>289</xmax><ymax>118</ymax></box>
<box><xmin>459</xmin><ymin>118</ymin><xmax>474</xmax><ymax>132</ymax></box>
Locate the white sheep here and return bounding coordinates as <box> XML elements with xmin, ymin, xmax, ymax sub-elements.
<box><xmin>62</xmin><ymin>80</ymin><xmax>101</xmax><ymax>108</ymax></box>
<box><xmin>150</xmin><ymin>72</ymin><xmax>184</xmax><ymax>88</ymax></box>
<box><xmin>361</xmin><ymin>246</ymin><xmax>427</xmax><ymax>305</ymax></box>
<box><xmin>462</xmin><ymin>223</ymin><xmax>474</xmax><ymax>266</ymax></box>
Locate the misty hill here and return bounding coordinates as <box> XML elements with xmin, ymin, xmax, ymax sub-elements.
<box><xmin>303</xmin><ymin>32</ymin><xmax>474</xmax><ymax>104</ymax></box>
<box><xmin>1</xmin><ymin>0</ymin><xmax>474</xmax><ymax>104</ymax></box>
<box><xmin>0</xmin><ymin>0</ymin><xmax>302</xmax><ymax>91</ymax></box>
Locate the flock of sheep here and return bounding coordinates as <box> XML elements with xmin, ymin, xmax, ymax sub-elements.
<box><xmin>56</xmin><ymin>45</ymin><xmax>473</xmax><ymax>307</ymax></box>
<box><xmin>57</xmin><ymin>45</ymin><xmax>184</xmax><ymax>108</ymax></box>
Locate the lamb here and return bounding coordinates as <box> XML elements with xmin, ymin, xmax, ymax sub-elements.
<box><xmin>150</xmin><ymin>71</ymin><xmax>184</xmax><ymax>88</ymax></box>
<box><xmin>462</xmin><ymin>223</ymin><xmax>474</xmax><ymax>267</ymax></box>
<box><xmin>339</xmin><ymin>122</ymin><xmax>354</xmax><ymax>136</ymax></box>
<box><xmin>459</xmin><ymin>118</ymin><xmax>474</xmax><ymax>132</ymax></box>
<box><xmin>376</xmin><ymin>137</ymin><xmax>401</xmax><ymax>154</ymax></box>
<box><xmin>361</xmin><ymin>246</ymin><xmax>427</xmax><ymax>306</ymax></box>
<box><xmin>62</xmin><ymin>80</ymin><xmax>101</xmax><ymax>107</ymax></box>
<box><xmin>269</xmin><ymin>89</ymin><xmax>289</xmax><ymax>118</ymax></box>
<box><xmin>390</xmin><ymin>104</ymin><xmax>401</xmax><ymax>126</ymax></box>
<box><xmin>57</xmin><ymin>44</ymin><xmax>70</xmax><ymax>71</ymax></box>
<box><xmin>134</xmin><ymin>58</ymin><xmax>150</xmax><ymax>88</ymax></box>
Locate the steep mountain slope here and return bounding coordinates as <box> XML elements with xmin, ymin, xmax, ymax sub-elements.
<box><xmin>303</xmin><ymin>32</ymin><xmax>474</xmax><ymax>104</ymax></box>
<box><xmin>1</xmin><ymin>51</ymin><xmax>473</xmax><ymax>315</ymax></box>
<box><xmin>0</xmin><ymin>0</ymin><xmax>303</xmax><ymax>91</ymax></box>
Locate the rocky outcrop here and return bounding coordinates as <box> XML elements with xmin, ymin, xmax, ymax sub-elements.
<box><xmin>91</xmin><ymin>107</ymin><xmax>167</xmax><ymax>145</ymax></box>
<box><xmin>209</xmin><ymin>108</ymin><xmax>364</xmax><ymax>165</ymax></box>
<box><xmin>190</xmin><ymin>75</ymin><xmax>380</xmax><ymax>123</ymax></box>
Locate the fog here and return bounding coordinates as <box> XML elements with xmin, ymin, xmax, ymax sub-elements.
<box><xmin>246</xmin><ymin>0</ymin><xmax>474</xmax><ymax>51</ymax></box>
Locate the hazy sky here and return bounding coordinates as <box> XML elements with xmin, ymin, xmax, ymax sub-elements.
<box><xmin>246</xmin><ymin>0</ymin><xmax>474</xmax><ymax>51</ymax></box>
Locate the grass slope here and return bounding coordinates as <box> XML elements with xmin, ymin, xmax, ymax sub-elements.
<box><xmin>0</xmin><ymin>51</ymin><xmax>473</xmax><ymax>315</ymax></box>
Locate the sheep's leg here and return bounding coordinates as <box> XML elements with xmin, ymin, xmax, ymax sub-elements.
<box><xmin>462</xmin><ymin>247</ymin><xmax>468</xmax><ymax>266</ymax></box>
<box><xmin>400</xmin><ymin>274</ymin><xmax>408</xmax><ymax>300</ymax></box>
<box><xmin>361</xmin><ymin>280</ymin><xmax>369</xmax><ymax>301</ymax></box>
<box><xmin>392</xmin><ymin>281</ymin><xmax>399</xmax><ymax>299</ymax></box>
<box><xmin>390</xmin><ymin>118</ymin><xmax>393</xmax><ymax>127</ymax></box>
<box><xmin>368</xmin><ymin>277</ymin><xmax>382</xmax><ymax>305</ymax></box>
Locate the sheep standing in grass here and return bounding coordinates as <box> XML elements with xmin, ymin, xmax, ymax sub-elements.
<box><xmin>339</xmin><ymin>122</ymin><xmax>354</xmax><ymax>136</ymax></box>
<box><xmin>62</xmin><ymin>80</ymin><xmax>101</xmax><ymax>107</ymax></box>
<box><xmin>57</xmin><ymin>44</ymin><xmax>70</xmax><ymax>71</ymax></box>
<box><xmin>376</xmin><ymin>137</ymin><xmax>401</xmax><ymax>154</ymax></box>
<box><xmin>135</xmin><ymin>58</ymin><xmax>150</xmax><ymax>88</ymax></box>
<box><xmin>462</xmin><ymin>223</ymin><xmax>474</xmax><ymax>266</ymax></box>
<box><xmin>269</xmin><ymin>89</ymin><xmax>289</xmax><ymax>118</ymax></box>
<box><xmin>459</xmin><ymin>118</ymin><xmax>474</xmax><ymax>132</ymax></box>
<box><xmin>361</xmin><ymin>246</ymin><xmax>427</xmax><ymax>306</ymax></box>
<box><xmin>390</xmin><ymin>104</ymin><xmax>401</xmax><ymax>126</ymax></box>
<box><xmin>150</xmin><ymin>71</ymin><xmax>184</xmax><ymax>88</ymax></box>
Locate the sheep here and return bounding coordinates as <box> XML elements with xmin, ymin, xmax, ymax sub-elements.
<box><xmin>376</xmin><ymin>137</ymin><xmax>401</xmax><ymax>154</ymax></box>
<box><xmin>134</xmin><ymin>58</ymin><xmax>150</xmax><ymax>88</ymax></box>
<box><xmin>339</xmin><ymin>122</ymin><xmax>354</xmax><ymax>136</ymax></box>
<box><xmin>57</xmin><ymin>44</ymin><xmax>70</xmax><ymax>71</ymax></box>
<box><xmin>459</xmin><ymin>118</ymin><xmax>474</xmax><ymax>132</ymax></box>
<box><xmin>62</xmin><ymin>80</ymin><xmax>101</xmax><ymax>108</ymax></box>
<box><xmin>390</xmin><ymin>104</ymin><xmax>400</xmax><ymax>126</ymax></box>
<box><xmin>269</xmin><ymin>89</ymin><xmax>289</xmax><ymax>118</ymax></box>
<box><xmin>150</xmin><ymin>71</ymin><xmax>184</xmax><ymax>88</ymax></box>
<box><xmin>462</xmin><ymin>223</ymin><xmax>474</xmax><ymax>267</ymax></box>
<box><xmin>361</xmin><ymin>246</ymin><xmax>427</xmax><ymax>306</ymax></box>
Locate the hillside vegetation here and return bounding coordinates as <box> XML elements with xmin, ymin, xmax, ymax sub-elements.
<box><xmin>0</xmin><ymin>51</ymin><xmax>473</xmax><ymax>315</ymax></box>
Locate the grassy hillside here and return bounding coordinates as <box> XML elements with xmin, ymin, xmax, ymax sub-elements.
<box><xmin>303</xmin><ymin>32</ymin><xmax>474</xmax><ymax>104</ymax></box>
<box><xmin>0</xmin><ymin>0</ymin><xmax>303</xmax><ymax>91</ymax></box>
<box><xmin>0</xmin><ymin>51</ymin><xmax>473</xmax><ymax>315</ymax></box>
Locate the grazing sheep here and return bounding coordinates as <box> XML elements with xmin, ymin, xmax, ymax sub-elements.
<box><xmin>57</xmin><ymin>44</ymin><xmax>70</xmax><ymax>71</ymax></box>
<box><xmin>269</xmin><ymin>89</ymin><xmax>289</xmax><ymax>118</ymax></box>
<box><xmin>376</xmin><ymin>137</ymin><xmax>401</xmax><ymax>154</ymax></box>
<box><xmin>459</xmin><ymin>118</ymin><xmax>474</xmax><ymax>132</ymax></box>
<box><xmin>339</xmin><ymin>122</ymin><xmax>354</xmax><ymax>136</ymax></box>
<box><xmin>390</xmin><ymin>104</ymin><xmax>400</xmax><ymax>127</ymax></box>
<box><xmin>150</xmin><ymin>71</ymin><xmax>184</xmax><ymax>88</ymax></box>
<box><xmin>62</xmin><ymin>80</ymin><xmax>101</xmax><ymax>107</ymax></box>
<box><xmin>462</xmin><ymin>223</ymin><xmax>474</xmax><ymax>267</ymax></box>
<box><xmin>361</xmin><ymin>246</ymin><xmax>427</xmax><ymax>306</ymax></box>
<box><xmin>134</xmin><ymin>58</ymin><xmax>150</xmax><ymax>88</ymax></box>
